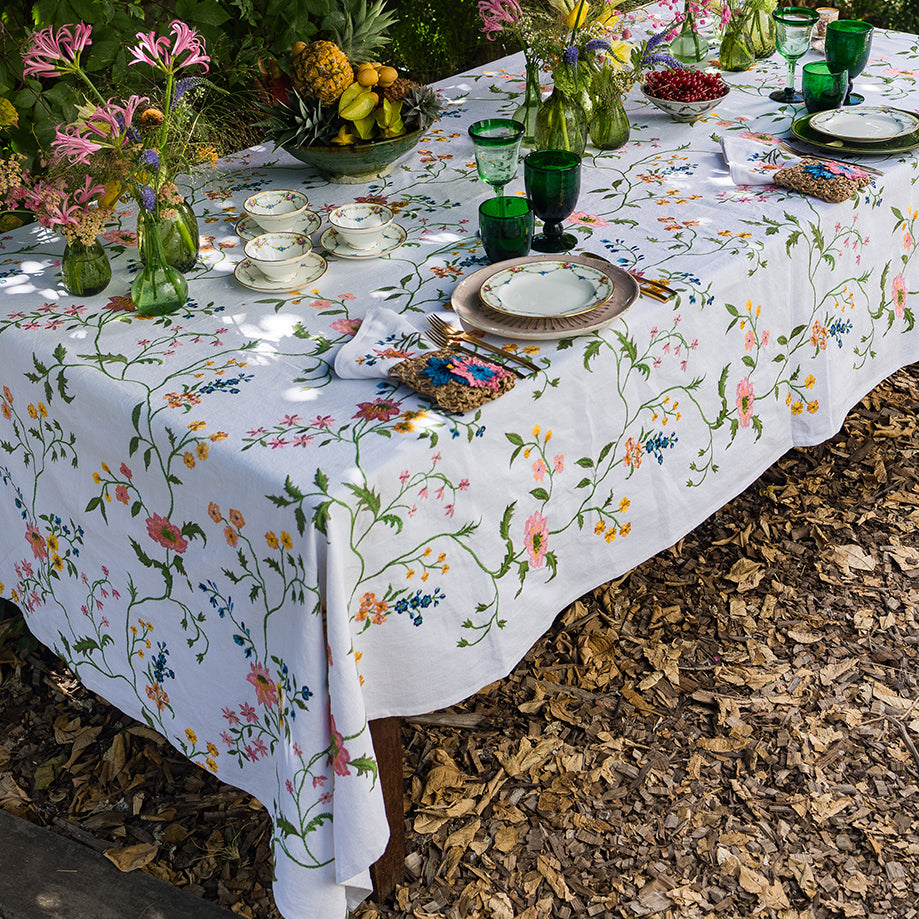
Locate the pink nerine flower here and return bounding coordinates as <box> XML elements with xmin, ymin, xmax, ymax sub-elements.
<box><xmin>50</xmin><ymin>125</ymin><xmax>103</xmax><ymax>165</ymax></box>
<box><xmin>22</xmin><ymin>23</ymin><xmax>93</xmax><ymax>78</ymax></box>
<box><xmin>129</xmin><ymin>20</ymin><xmax>210</xmax><ymax>74</ymax></box>
<box><xmin>478</xmin><ymin>0</ymin><xmax>523</xmax><ymax>40</ymax></box>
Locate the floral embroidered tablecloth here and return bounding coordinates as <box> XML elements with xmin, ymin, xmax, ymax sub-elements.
<box><xmin>2</xmin><ymin>22</ymin><xmax>919</xmax><ymax>918</ymax></box>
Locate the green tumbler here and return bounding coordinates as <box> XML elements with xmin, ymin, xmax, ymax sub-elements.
<box><xmin>802</xmin><ymin>61</ymin><xmax>848</xmax><ymax>113</ymax></box>
<box><xmin>478</xmin><ymin>196</ymin><xmax>534</xmax><ymax>263</ymax></box>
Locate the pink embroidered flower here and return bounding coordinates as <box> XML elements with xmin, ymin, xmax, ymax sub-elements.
<box><xmin>553</xmin><ymin>455</ymin><xmax>564</xmax><ymax>473</ymax></box>
<box><xmin>892</xmin><ymin>272</ymin><xmax>908</xmax><ymax>318</ymax></box>
<box><xmin>353</xmin><ymin>398</ymin><xmax>400</xmax><ymax>422</ymax></box>
<box><xmin>26</xmin><ymin>523</ymin><xmax>47</xmax><ymax>560</ymax></box>
<box><xmin>328</xmin><ymin>715</ymin><xmax>352</xmax><ymax>776</ymax></box>
<box><xmin>736</xmin><ymin>377</ymin><xmax>755</xmax><ymax>427</ymax></box>
<box><xmin>532</xmin><ymin>458</ymin><xmax>547</xmax><ymax>481</ymax></box>
<box><xmin>524</xmin><ymin>511</ymin><xmax>549</xmax><ymax>568</ymax></box>
<box><xmin>145</xmin><ymin>512</ymin><xmax>188</xmax><ymax>553</ymax></box>
<box><xmin>247</xmin><ymin>661</ymin><xmax>279</xmax><ymax>707</ymax></box>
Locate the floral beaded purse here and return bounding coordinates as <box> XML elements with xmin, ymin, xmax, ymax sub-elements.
<box><xmin>388</xmin><ymin>347</ymin><xmax>516</xmax><ymax>413</ymax></box>
<box><xmin>773</xmin><ymin>158</ymin><xmax>874</xmax><ymax>203</ymax></box>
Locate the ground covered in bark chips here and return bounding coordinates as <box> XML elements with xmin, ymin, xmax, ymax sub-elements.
<box><xmin>2</xmin><ymin>366</ymin><xmax>919</xmax><ymax>919</ymax></box>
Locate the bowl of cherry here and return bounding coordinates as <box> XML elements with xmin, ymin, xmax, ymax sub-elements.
<box><xmin>641</xmin><ymin>69</ymin><xmax>730</xmax><ymax>123</ymax></box>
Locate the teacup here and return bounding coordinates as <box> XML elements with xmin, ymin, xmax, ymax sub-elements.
<box><xmin>244</xmin><ymin>232</ymin><xmax>313</xmax><ymax>283</ymax></box>
<box><xmin>244</xmin><ymin>190</ymin><xmax>311</xmax><ymax>233</ymax></box>
<box><xmin>328</xmin><ymin>203</ymin><xmax>394</xmax><ymax>250</ymax></box>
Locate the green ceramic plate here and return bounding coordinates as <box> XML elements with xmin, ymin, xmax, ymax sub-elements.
<box><xmin>791</xmin><ymin>111</ymin><xmax>919</xmax><ymax>155</ymax></box>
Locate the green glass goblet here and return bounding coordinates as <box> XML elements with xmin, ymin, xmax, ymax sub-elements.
<box><xmin>770</xmin><ymin>6</ymin><xmax>820</xmax><ymax>104</ymax></box>
<box><xmin>523</xmin><ymin>149</ymin><xmax>581</xmax><ymax>254</ymax></box>
<box><xmin>478</xmin><ymin>196</ymin><xmax>534</xmax><ymax>263</ymax></box>
<box><xmin>802</xmin><ymin>61</ymin><xmax>848</xmax><ymax>114</ymax></box>
<box><xmin>469</xmin><ymin>119</ymin><xmax>525</xmax><ymax>197</ymax></box>
<box><xmin>825</xmin><ymin>19</ymin><xmax>874</xmax><ymax>106</ymax></box>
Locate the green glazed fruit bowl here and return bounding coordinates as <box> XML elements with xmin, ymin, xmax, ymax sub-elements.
<box><xmin>283</xmin><ymin>128</ymin><xmax>425</xmax><ymax>183</ymax></box>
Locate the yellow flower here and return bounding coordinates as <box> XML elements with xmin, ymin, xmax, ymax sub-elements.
<box><xmin>210</xmin><ymin>431</ymin><xmax>228</xmax><ymax>441</ymax></box>
<box><xmin>185</xmin><ymin>728</ymin><xmax>197</xmax><ymax>745</ymax></box>
<box><xmin>92</xmin><ymin>472</ymin><xmax>101</xmax><ymax>483</ymax></box>
<box><xmin>27</xmin><ymin>403</ymin><xmax>37</xmax><ymax>418</ymax></box>
<box><xmin>183</xmin><ymin>451</ymin><xmax>196</xmax><ymax>468</ymax></box>
<box><xmin>266</xmin><ymin>531</ymin><xmax>279</xmax><ymax>549</ymax></box>
<box><xmin>47</xmin><ymin>534</ymin><xmax>58</xmax><ymax>552</ymax></box>
<box><xmin>807</xmin><ymin>400</ymin><xmax>819</xmax><ymax>414</ymax></box>
<box><xmin>38</xmin><ymin>403</ymin><xmax>48</xmax><ymax>418</ymax></box>
<box><xmin>205</xmin><ymin>757</ymin><xmax>218</xmax><ymax>773</ymax></box>
<box><xmin>280</xmin><ymin>531</ymin><xmax>292</xmax><ymax>550</ymax></box>
<box><xmin>804</xmin><ymin>374</ymin><xmax>816</xmax><ymax>389</ymax></box>
<box><xmin>619</xmin><ymin>497</ymin><xmax>630</xmax><ymax>512</ymax></box>
<box><xmin>566</xmin><ymin>0</ymin><xmax>590</xmax><ymax>29</ymax></box>
<box><xmin>206</xmin><ymin>742</ymin><xmax>219</xmax><ymax>757</ymax></box>
<box><xmin>188</xmin><ymin>421</ymin><xmax>206</xmax><ymax>431</ymax></box>
<box><xmin>196</xmin><ymin>442</ymin><xmax>209</xmax><ymax>460</ymax></box>
<box><xmin>594</xmin><ymin>520</ymin><xmax>606</xmax><ymax>534</ymax></box>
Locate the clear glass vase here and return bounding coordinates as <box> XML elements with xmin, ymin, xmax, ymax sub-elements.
<box><xmin>137</xmin><ymin>198</ymin><xmax>199</xmax><ymax>274</ymax></box>
<box><xmin>670</xmin><ymin>8</ymin><xmax>710</xmax><ymax>64</ymax></box>
<box><xmin>132</xmin><ymin>209</ymin><xmax>188</xmax><ymax>316</ymax></box>
<box><xmin>61</xmin><ymin>237</ymin><xmax>111</xmax><ymax>297</ymax></box>
<box><xmin>513</xmin><ymin>52</ymin><xmax>542</xmax><ymax>148</ymax></box>
<box><xmin>535</xmin><ymin>70</ymin><xmax>588</xmax><ymax>157</ymax></box>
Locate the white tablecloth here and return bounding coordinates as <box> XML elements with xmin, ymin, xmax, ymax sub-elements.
<box><xmin>2</xmin><ymin>21</ymin><xmax>919</xmax><ymax>918</ymax></box>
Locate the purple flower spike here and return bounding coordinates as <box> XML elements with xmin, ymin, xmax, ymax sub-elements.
<box><xmin>172</xmin><ymin>76</ymin><xmax>201</xmax><ymax>107</ymax></box>
<box><xmin>564</xmin><ymin>45</ymin><xmax>579</xmax><ymax>67</ymax></box>
<box><xmin>141</xmin><ymin>149</ymin><xmax>160</xmax><ymax>169</ymax></box>
<box><xmin>584</xmin><ymin>38</ymin><xmax>612</xmax><ymax>53</ymax></box>
<box><xmin>139</xmin><ymin>184</ymin><xmax>156</xmax><ymax>210</ymax></box>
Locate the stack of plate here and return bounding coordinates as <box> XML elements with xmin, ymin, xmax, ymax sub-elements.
<box><xmin>791</xmin><ymin>105</ymin><xmax>919</xmax><ymax>155</ymax></box>
<box><xmin>451</xmin><ymin>255</ymin><xmax>640</xmax><ymax>341</ymax></box>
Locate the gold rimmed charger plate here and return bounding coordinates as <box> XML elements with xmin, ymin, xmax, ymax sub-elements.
<box><xmin>452</xmin><ymin>255</ymin><xmax>640</xmax><ymax>341</ymax></box>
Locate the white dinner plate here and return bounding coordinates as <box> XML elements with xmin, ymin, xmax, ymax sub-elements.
<box><xmin>808</xmin><ymin>106</ymin><xmax>919</xmax><ymax>143</ymax></box>
<box><xmin>478</xmin><ymin>260</ymin><xmax>615</xmax><ymax>318</ymax></box>
<box><xmin>319</xmin><ymin>224</ymin><xmax>407</xmax><ymax>259</ymax></box>
<box><xmin>451</xmin><ymin>255</ymin><xmax>639</xmax><ymax>341</ymax></box>
<box><xmin>235</xmin><ymin>212</ymin><xmax>321</xmax><ymax>240</ymax></box>
<box><xmin>234</xmin><ymin>253</ymin><xmax>328</xmax><ymax>292</ymax></box>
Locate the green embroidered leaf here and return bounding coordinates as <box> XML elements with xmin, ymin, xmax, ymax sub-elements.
<box><xmin>530</xmin><ymin>487</ymin><xmax>549</xmax><ymax>501</ymax></box>
<box><xmin>73</xmin><ymin>637</ymin><xmax>100</xmax><ymax>655</ymax></box>
<box><xmin>350</xmin><ymin>755</ymin><xmax>379</xmax><ymax>783</ymax></box>
<box><xmin>312</xmin><ymin>501</ymin><xmax>332</xmax><ymax>535</ymax></box>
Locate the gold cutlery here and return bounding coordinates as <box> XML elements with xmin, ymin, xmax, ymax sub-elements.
<box><xmin>580</xmin><ymin>253</ymin><xmax>677</xmax><ymax>301</ymax></box>
<box><xmin>770</xmin><ymin>138</ymin><xmax>885</xmax><ymax>178</ymax></box>
<box><xmin>427</xmin><ymin>314</ymin><xmax>541</xmax><ymax>375</ymax></box>
<box><xmin>426</xmin><ymin>325</ymin><xmax>527</xmax><ymax>379</ymax></box>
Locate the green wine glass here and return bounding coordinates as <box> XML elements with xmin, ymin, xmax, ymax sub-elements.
<box><xmin>523</xmin><ymin>149</ymin><xmax>581</xmax><ymax>253</ymax></box>
<box><xmin>825</xmin><ymin>19</ymin><xmax>874</xmax><ymax>106</ymax></box>
<box><xmin>769</xmin><ymin>6</ymin><xmax>820</xmax><ymax>104</ymax></box>
<box><xmin>469</xmin><ymin>119</ymin><xmax>525</xmax><ymax>197</ymax></box>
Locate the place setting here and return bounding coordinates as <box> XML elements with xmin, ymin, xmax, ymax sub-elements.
<box><xmin>451</xmin><ymin>127</ymin><xmax>661</xmax><ymax>344</ymax></box>
<box><xmin>234</xmin><ymin>189</ymin><xmax>328</xmax><ymax>292</ymax></box>
<box><xmin>319</xmin><ymin>202</ymin><xmax>408</xmax><ymax>259</ymax></box>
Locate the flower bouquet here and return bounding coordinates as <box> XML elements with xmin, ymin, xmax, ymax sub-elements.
<box><xmin>3</xmin><ymin>20</ymin><xmax>219</xmax><ymax>314</ymax></box>
<box><xmin>255</xmin><ymin>0</ymin><xmax>442</xmax><ymax>182</ymax></box>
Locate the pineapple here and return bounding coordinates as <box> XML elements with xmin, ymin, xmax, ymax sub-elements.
<box><xmin>290</xmin><ymin>40</ymin><xmax>353</xmax><ymax>105</ymax></box>
<box><xmin>323</xmin><ymin>0</ymin><xmax>397</xmax><ymax>64</ymax></box>
<box><xmin>257</xmin><ymin>89</ymin><xmax>340</xmax><ymax>147</ymax></box>
<box><xmin>402</xmin><ymin>84</ymin><xmax>442</xmax><ymax>130</ymax></box>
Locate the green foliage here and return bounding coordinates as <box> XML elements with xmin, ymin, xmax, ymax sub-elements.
<box><xmin>798</xmin><ymin>0</ymin><xmax>919</xmax><ymax>32</ymax></box>
<box><xmin>386</xmin><ymin>0</ymin><xmax>515</xmax><ymax>83</ymax></box>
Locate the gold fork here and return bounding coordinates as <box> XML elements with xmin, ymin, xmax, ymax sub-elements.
<box><xmin>427</xmin><ymin>314</ymin><xmax>541</xmax><ymax>375</ymax></box>
<box><xmin>426</xmin><ymin>326</ymin><xmax>527</xmax><ymax>379</ymax></box>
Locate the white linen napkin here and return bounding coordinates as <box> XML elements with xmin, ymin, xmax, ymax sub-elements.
<box><xmin>719</xmin><ymin>135</ymin><xmax>802</xmax><ymax>186</ymax></box>
<box><xmin>333</xmin><ymin>307</ymin><xmax>433</xmax><ymax>379</ymax></box>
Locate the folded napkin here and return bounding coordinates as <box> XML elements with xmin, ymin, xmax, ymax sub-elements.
<box><xmin>719</xmin><ymin>135</ymin><xmax>801</xmax><ymax>185</ymax></box>
<box><xmin>334</xmin><ymin>307</ymin><xmax>433</xmax><ymax>379</ymax></box>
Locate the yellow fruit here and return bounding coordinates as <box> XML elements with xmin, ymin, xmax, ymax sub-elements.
<box><xmin>357</xmin><ymin>67</ymin><xmax>379</xmax><ymax>86</ymax></box>
<box><xmin>292</xmin><ymin>40</ymin><xmax>307</xmax><ymax>57</ymax></box>
<box><xmin>377</xmin><ymin>65</ymin><xmax>398</xmax><ymax>87</ymax></box>
<box><xmin>290</xmin><ymin>40</ymin><xmax>353</xmax><ymax>105</ymax></box>
<box><xmin>339</xmin><ymin>88</ymin><xmax>377</xmax><ymax>121</ymax></box>
<box><xmin>331</xmin><ymin>125</ymin><xmax>357</xmax><ymax>145</ymax></box>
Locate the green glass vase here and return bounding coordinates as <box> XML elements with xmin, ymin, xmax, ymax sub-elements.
<box><xmin>535</xmin><ymin>74</ymin><xmax>588</xmax><ymax>157</ymax></box>
<box><xmin>670</xmin><ymin>8</ymin><xmax>709</xmax><ymax>63</ymax></box>
<box><xmin>589</xmin><ymin>71</ymin><xmax>630</xmax><ymax>150</ymax></box>
<box><xmin>513</xmin><ymin>52</ymin><xmax>543</xmax><ymax>148</ymax></box>
<box><xmin>720</xmin><ymin>12</ymin><xmax>757</xmax><ymax>71</ymax></box>
<box><xmin>747</xmin><ymin>0</ymin><xmax>778</xmax><ymax>57</ymax></box>
<box><xmin>137</xmin><ymin>198</ymin><xmax>199</xmax><ymax>274</ymax></box>
<box><xmin>61</xmin><ymin>237</ymin><xmax>111</xmax><ymax>297</ymax></box>
<box><xmin>132</xmin><ymin>209</ymin><xmax>188</xmax><ymax>316</ymax></box>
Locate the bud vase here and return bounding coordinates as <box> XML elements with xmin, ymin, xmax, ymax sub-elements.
<box><xmin>747</xmin><ymin>0</ymin><xmax>778</xmax><ymax>57</ymax></box>
<box><xmin>535</xmin><ymin>86</ymin><xmax>587</xmax><ymax>157</ymax></box>
<box><xmin>61</xmin><ymin>237</ymin><xmax>111</xmax><ymax>297</ymax></box>
<box><xmin>720</xmin><ymin>12</ymin><xmax>757</xmax><ymax>71</ymax></box>
<box><xmin>590</xmin><ymin>70</ymin><xmax>630</xmax><ymax>150</ymax></box>
<box><xmin>137</xmin><ymin>199</ymin><xmax>198</xmax><ymax>273</ymax></box>
<box><xmin>513</xmin><ymin>52</ymin><xmax>543</xmax><ymax>148</ymax></box>
<box><xmin>132</xmin><ymin>210</ymin><xmax>188</xmax><ymax>316</ymax></box>
<box><xmin>670</xmin><ymin>8</ymin><xmax>710</xmax><ymax>64</ymax></box>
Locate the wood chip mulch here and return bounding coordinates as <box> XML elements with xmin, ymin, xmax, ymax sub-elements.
<box><xmin>3</xmin><ymin>364</ymin><xmax>919</xmax><ymax>919</ymax></box>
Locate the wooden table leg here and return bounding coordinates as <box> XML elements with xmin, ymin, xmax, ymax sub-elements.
<box><xmin>368</xmin><ymin>716</ymin><xmax>405</xmax><ymax>902</ymax></box>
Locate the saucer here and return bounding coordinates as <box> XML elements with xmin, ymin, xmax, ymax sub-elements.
<box><xmin>234</xmin><ymin>253</ymin><xmax>328</xmax><ymax>292</ymax></box>
<box><xmin>235</xmin><ymin>212</ymin><xmax>320</xmax><ymax>241</ymax></box>
<box><xmin>319</xmin><ymin>223</ymin><xmax>407</xmax><ymax>259</ymax></box>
